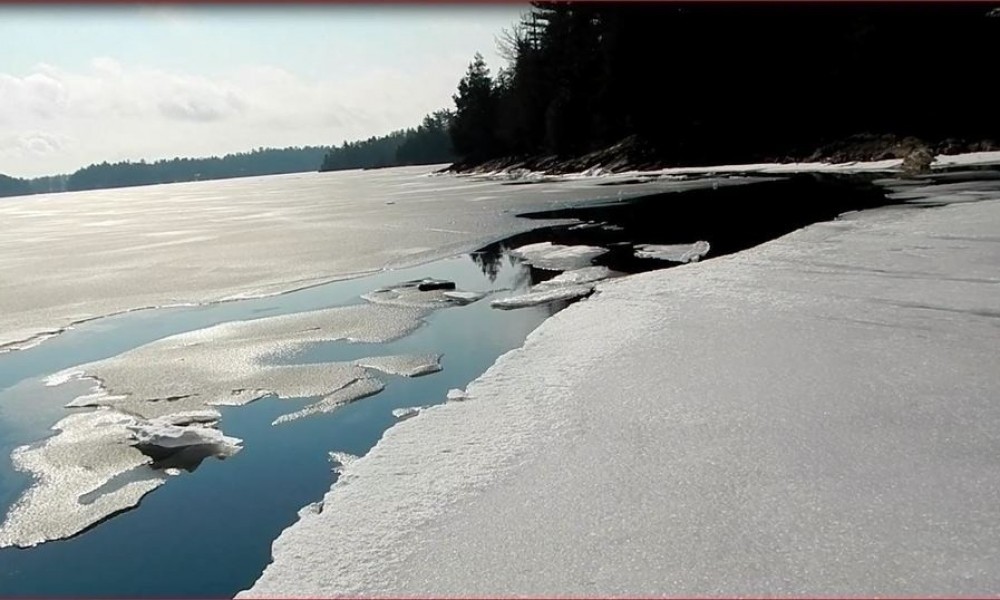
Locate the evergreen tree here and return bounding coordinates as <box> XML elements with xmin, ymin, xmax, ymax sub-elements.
<box><xmin>450</xmin><ymin>53</ymin><xmax>502</xmax><ymax>160</ymax></box>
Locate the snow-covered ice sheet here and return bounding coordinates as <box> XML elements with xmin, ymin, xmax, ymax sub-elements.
<box><xmin>242</xmin><ymin>193</ymin><xmax>1000</xmax><ymax>596</ymax></box>
<box><xmin>509</xmin><ymin>242</ymin><xmax>608</xmax><ymax>271</ymax></box>
<box><xmin>634</xmin><ymin>240</ymin><xmax>710</xmax><ymax>263</ymax></box>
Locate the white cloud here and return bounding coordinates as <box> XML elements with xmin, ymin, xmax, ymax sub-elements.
<box><xmin>0</xmin><ymin>57</ymin><xmax>464</xmax><ymax>177</ymax></box>
<box><xmin>0</xmin><ymin>131</ymin><xmax>77</xmax><ymax>158</ymax></box>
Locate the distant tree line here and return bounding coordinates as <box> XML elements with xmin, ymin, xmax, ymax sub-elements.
<box><xmin>0</xmin><ymin>174</ymin><xmax>70</xmax><ymax>198</ymax></box>
<box><xmin>0</xmin><ymin>174</ymin><xmax>31</xmax><ymax>198</ymax></box>
<box><xmin>447</xmin><ymin>2</ymin><xmax>1000</xmax><ymax>166</ymax></box>
<box><xmin>65</xmin><ymin>146</ymin><xmax>334</xmax><ymax>192</ymax></box>
<box><xmin>2</xmin><ymin>113</ymin><xmax>456</xmax><ymax>198</ymax></box>
<box><xmin>319</xmin><ymin>110</ymin><xmax>455</xmax><ymax>171</ymax></box>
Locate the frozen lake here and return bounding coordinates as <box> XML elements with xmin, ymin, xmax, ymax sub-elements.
<box><xmin>2</xmin><ymin>161</ymin><xmax>996</xmax><ymax>596</ymax></box>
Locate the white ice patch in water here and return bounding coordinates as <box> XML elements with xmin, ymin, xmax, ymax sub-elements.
<box><xmin>634</xmin><ymin>240</ymin><xmax>711</xmax><ymax>263</ymax></box>
<box><xmin>491</xmin><ymin>285</ymin><xmax>596</xmax><ymax>310</ymax></box>
<box><xmin>272</xmin><ymin>378</ymin><xmax>386</xmax><ymax>426</ymax></box>
<box><xmin>443</xmin><ymin>290</ymin><xmax>487</xmax><ymax>304</ymax></box>
<box><xmin>127</xmin><ymin>420</ymin><xmax>241</xmax><ymax>454</ymax></box>
<box><xmin>4</xmin><ymin>302</ymin><xmax>434</xmax><ymax>547</ymax></box>
<box><xmin>509</xmin><ymin>242</ymin><xmax>608</xmax><ymax>271</ymax></box>
<box><xmin>391</xmin><ymin>406</ymin><xmax>425</xmax><ymax>421</ymax></box>
<box><xmin>362</xmin><ymin>280</ymin><xmax>457</xmax><ymax>309</ymax></box>
<box><xmin>56</xmin><ymin>303</ymin><xmax>427</xmax><ymax>420</ymax></box>
<box><xmin>533</xmin><ymin>266</ymin><xmax>613</xmax><ymax>290</ymax></box>
<box><xmin>354</xmin><ymin>354</ymin><xmax>442</xmax><ymax>378</ymax></box>
<box><xmin>446</xmin><ymin>388</ymin><xmax>467</xmax><ymax>402</ymax></box>
<box><xmin>0</xmin><ymin>407</ymin><xmax>239</xmax><ymax>549</ymax></box>
<box><xmin>43</xmin><ymin>369</ymin><xmax>85</xmax><ymax>387</ymax></box>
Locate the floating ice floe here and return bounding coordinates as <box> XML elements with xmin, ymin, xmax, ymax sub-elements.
<box><xmin>443</xmin><ymin>290</ymin><xmax>487</xmax><ymax>305</ymax></box>
<box><xmin>509</xmin><ymin>242</ymin><xmax>608</xmax><ymax>271</ymax></box>
<box><xmin>0</xmin><ymin>407</ymin><xmax>241</xmax><ymax>549</ymax></box>
<box><xmin>6</xmin><ymin>302</ymin><xmax>444</xmax><ymax>547</ymax></box>
<box><xmin>127</xmin><ymin>419</ymin><xmax>242</xmax><ymax>458</ymax></box>
<box><xmin>354</xmin><ymin>354</ymin><xmax>442</xmax><ymax>378</ymax></box>
<box><xmin>272</xmin><ymin>378</ymin><xmax>386</xmax><ymax>426</ymax></box>
<box><xmin>51</xmin><ymin>303</ymin><xmax>428</xmax><ymax>419</ymax></box>
<box><xmin>533</xmin><ymin>266</ymin><xmax>613</xmax><ymax>290</ymax></box>
<box><xmin>362</xmin><ymin>280</ymin><xmax>459</xmax><ymax>308</ymax></box>
<box><xmin>490</xmin><ymin>266</ymin><xmax>613</xmax><ymax>310</ymax></box>
<box><xmin>491</xmin><ymin>285</ymin><xmax>596</xmax><ymax>310</ymax></box>
<box><xmin>634</xmin><ymin>240</ymin><xmax>711</xmax><ymax>263</ymax></box>
<box><xmin>391</xmin><ymin>406</ymin><xmax>425</xmax><ymax>421</ymax></box>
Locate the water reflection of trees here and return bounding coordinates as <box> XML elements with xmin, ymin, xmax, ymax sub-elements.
<box><xmin>470</xmin><ymin>242</ymin><xmax>508</xmax><ymax>283</ymax></box>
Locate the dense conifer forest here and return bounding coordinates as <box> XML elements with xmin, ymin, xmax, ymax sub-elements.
<box><xmin>445</xmin><ymin>2</ymin><xmax>1000</xmax><ymax>169</ymax></box>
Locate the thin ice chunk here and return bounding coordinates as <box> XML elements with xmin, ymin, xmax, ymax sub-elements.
<box><xmin>509</xmin><ymin>242</ymin><xmax>607</xmax><ymax>271</ymax></box>
<box><xmin>491</xmin><ymin>285</ymin><xmax>595</xmax><ymax>310</ymax></box>
<box><xmin>354</xmin><ymin>354</ymin><xmax>442</xmax><ymax>378</ymax></box>
<box><xmin>272</xmin><ymin>378</ymin><xmax>386</xmax><ymax>425</ymax></box>
<box><xmin>634</xmin><ymin>240</ymin><xmax>710</xmax><ymax>263</ymax></box>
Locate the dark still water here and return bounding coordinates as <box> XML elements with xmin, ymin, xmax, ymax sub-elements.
<box><xmin>0</xmin><ymin>173</ymin><xmax>904</xmax><ymax>598</ymax></box>
<box><xmin>0</xmin><ymin>251</ymin><xmax>559</xmax><ymax>598</ymax></box>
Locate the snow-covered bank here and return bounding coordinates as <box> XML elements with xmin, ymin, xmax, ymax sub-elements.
<box><xmin>243</xmin><ymin>192</ymin><xmax>1000</xmax><ymax>595</ymax></box>
<box><xmin>464</xmin><ymin>149</ymin><xmax>1000</xmax><ymax>183</ymax></box>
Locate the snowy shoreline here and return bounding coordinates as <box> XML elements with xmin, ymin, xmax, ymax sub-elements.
<box><xmin>243</xmin><ymin>181</ymin><xmax>1000</xmax><ymax>595</ymax></box>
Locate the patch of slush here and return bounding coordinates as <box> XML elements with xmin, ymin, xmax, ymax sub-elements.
<box><xmin>509</xmin><ymin>242</ymin><xmax>608</xmax><ymax>271</ymax></box>
<box><xmin>243</xmin><ymin>193</ymin><xmax>1000</xmax><ymax>596</ymax></box>
<box><xmin>353</xmin><ymin>354</ymin><xmax>442</xmax><ymax>378</ymax></box>
<box><xmin>490</xmin><ymin>285</ymin><xmax>596</xmax><ymax>310</ymax></box>
<box><xmin>634</xmin><ymin>240</ymin><xmax>711</xmax><ymax>263</ymax></box>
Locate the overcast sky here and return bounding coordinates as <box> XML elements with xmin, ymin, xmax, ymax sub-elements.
<box><xmin>0</xmin><ymin>5</ymin><xmax>525</xmax><ymax>178</ymax></box>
